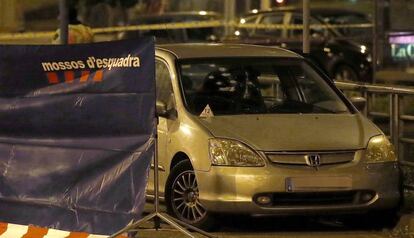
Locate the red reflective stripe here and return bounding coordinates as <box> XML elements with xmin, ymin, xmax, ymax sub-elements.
<box><xmin>64</xmin><ymin>71</ymin><xmax>75</xmax><ymax>83</ymax></box>
<box><xmin>80</xmin><ymin>71</ymin><xmax>90</xmax><ymax>83</ymax></box>
<box><xmin>46</xmin><ymin>72</ymin><xmax>59</xmax><ymax>84</ymax></box>
<box><xmin>92</xmin><ymin>70</ymin><xmax>103</xmax><ymax>82</ymax></box>
<box><xmin>22</xmin><ymin>225</ymin><xmax>48</xmax><ymax>238</ymax></box>
<box><xmin>65</xmin><ymin>231</ymin><xmax>89</xmax><ymax>238</ymax></box>
<box><xmin>0</xmin><ymin>222</ymin><xmax>7</xmax><ymax>235</ymax></box>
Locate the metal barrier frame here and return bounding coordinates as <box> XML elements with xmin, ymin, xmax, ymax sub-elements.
<box><xmin>335</xmin><ymin>81</ymin><xmax>414</xmax><ymax>166</ymax></box>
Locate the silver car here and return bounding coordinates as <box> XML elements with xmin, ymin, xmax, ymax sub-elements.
<box><xmin>150</xmin><ymin>44</ymin><xmax>400</xmax><ymax>229</ymax></box>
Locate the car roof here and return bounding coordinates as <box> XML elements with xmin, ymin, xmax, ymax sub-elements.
<box><xmin>156</xmin><ymin>43</ymin><xmax>301</xmax><ymax>59</ymax></box>
<box><xmin>139</xmin><ymin>11</ymin><xmax>221</xmax><ymax>17</ymax></box>
<box><xmin>310</xmin><ymin>8</ymin><xmax>368</xmax><ymax>16</ymax></box>
<box><xmin>130</xmin><ymin>11</ymin><xmax>221</xmax><ymax>23</ymax></box>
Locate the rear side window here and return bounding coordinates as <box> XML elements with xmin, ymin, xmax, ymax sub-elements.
<box><xmin>289</xmin><ymin>14</ymin><xmax>331</xmax><ymax>38</ymax></box>
<box><xmin>256</xmin><ymin>14</ymin><xmax>284</xmax><ymax>37</ymax></box>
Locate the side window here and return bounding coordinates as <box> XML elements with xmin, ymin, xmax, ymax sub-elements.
<box><xmin>238</xmin><ymin>15</ymin><xmax>258</xmax><ymax>36</ymax></box>
<box><xmin>244</xmin><ymin>15</ymin><xmax>258</xmax><ymax>23</ymax></box>
<box><xmin>332</xmin><ymin>14</ymin><xmax>370</xmax><ymax>37</ymax></box>
<box><xmin>289</xmin><ymin>15</ymin><xmax>328</xmax><ymax>39</ymax></box>
<box><xmin>290</xmin><ymin>15</ymin><xmax>303</xmax><ymax>38</ymax></box>
<box><xmin>155</xmin><ymin>60</ymin><xmax>175</xmax><ymax>109</ymax></box>
<box><xmin>256</xmin><ymin>14</ymin><xmax>284</xmax><ymax>37</ymax></box>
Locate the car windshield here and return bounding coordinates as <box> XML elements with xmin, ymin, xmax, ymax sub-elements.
<box><xmin>178</xmin><ymin>58</ymin><xmax>350</xmax><ymax>116</ymax></box>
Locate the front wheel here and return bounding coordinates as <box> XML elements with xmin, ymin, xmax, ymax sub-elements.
<box><xmin>165</xmin><ymin>160</ymin><xmax>216</xmax><ymax>230</ymax></box>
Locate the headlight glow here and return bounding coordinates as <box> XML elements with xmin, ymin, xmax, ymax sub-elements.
<box><xmin>360</xmin><ymin>45</ymin><xmax>367</xmax><ymax>54</ymax></box>
<box><xmin>365</xmin><ymin>135</ymin><xmax>396</xmax><ymax>163</ymax></box>
<box><xmin>209</xmin><ymin>138</ymin><xmax>265</xmax><ymax>167</ymax></box>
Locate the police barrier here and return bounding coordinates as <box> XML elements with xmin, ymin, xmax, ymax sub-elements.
<box><xmin>0</xmin><ymin>21</ymin><xmax>372</xmax><ymax>41</ymax></box>
<box><xmin>0</xmin><ymin>38</ymin><xmax>155</xmax><ymax>235</ymax></box>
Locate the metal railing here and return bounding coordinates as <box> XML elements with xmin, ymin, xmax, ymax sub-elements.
<box><xmin>335</xmin><ymin>81</ymin><xmax>414</xmax><ymax>167</ymax></box>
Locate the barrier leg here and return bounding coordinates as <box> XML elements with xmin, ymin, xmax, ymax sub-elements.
<box><xmin>110</xmin><ymin>132</ymin><xmax>216</xmax><ymax>238</ymax></box>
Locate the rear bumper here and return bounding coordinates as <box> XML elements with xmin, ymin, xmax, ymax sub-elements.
<box><xmin>196</xmin><ymin>160</ymin><xmax>401</xmax><ymax>215</ymax></box>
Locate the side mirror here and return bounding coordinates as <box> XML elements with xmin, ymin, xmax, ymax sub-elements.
<box><xmin>156</xmin><ymin>100</ymin><xmax>169</xmax><ymax>117</ymax></box>
<box><xmin>156</xmin><ymin>100</ymin><xmax>177</xmax><ymax>118</ymax></box>
<box><xmin>350</xmin><ymin>96</ymin><xmax>367</xmax><ymax>112</ymax></box>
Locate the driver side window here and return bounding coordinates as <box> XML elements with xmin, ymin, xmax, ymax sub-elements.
<box><xmin>155</xmin><ymin>60</ymin><xmax>175</xmax><ymax>110</ymax></box>
<box><xmin>289</xmin><ymin>14</ymin><xmax>329</xmax><ymax>39</ymax></box>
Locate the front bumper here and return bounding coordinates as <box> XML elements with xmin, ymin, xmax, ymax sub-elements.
<box><xmin>196</xmin><ymin>157</ymin><xmax>400</xmax><ymax>215</ymax></box>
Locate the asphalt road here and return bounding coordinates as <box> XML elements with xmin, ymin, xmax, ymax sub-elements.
<box><xmin>131</xmin><ymin>204</ymin><xmax>414</xmax><ymax>238</ymax></box>
<box><xmin>130</xmin><ymin>214</ymin><xmax>414</xmax><ymax>238</ymax></box>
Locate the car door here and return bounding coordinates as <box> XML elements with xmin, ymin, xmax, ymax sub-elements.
<box><xmin>147</xmin><ymin>59</ymin><xmax>176</xmax><ymax>197</ymax></box>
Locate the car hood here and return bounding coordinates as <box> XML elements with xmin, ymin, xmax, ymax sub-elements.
<box><xmin>196</xmin><ymin>114</ymin><xmax>380</xmax><ymax>151</ymax></box>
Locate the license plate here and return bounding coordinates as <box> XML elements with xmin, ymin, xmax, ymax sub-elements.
<box><xmin>286</xmin><ymin>176</ymin><xmax>352</xmax><ymax>192</ymax></box>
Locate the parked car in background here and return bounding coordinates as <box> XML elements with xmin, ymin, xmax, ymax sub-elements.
<box><xmin>152</xmin><ymin>43</ymin><xmax>400</xmax><ymax>229</ymax></box>
<box><xmin>120</xmin><ymin>11</ymin><xmax>222</xmax><ymax>44</ymax></box>
<box><xmin>229</xmin><ymin>9</ymin><xmax>373</xmax><ymax>82</ymax></box>
<box><xmin>311</xmin><ymin>8</ymin><xmax>372</xmax><ymax>43</ymax></box>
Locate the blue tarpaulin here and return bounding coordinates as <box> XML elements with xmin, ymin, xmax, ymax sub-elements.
<box><xmin>0</xmin><ymin>38</ymin><xmax>155</xmax><ymax>235</ymax></box>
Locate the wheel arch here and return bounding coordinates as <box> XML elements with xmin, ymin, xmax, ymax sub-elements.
<box><xmin>332</xmin><ymin>62</ymin><xmax>360</xmax><ymax>81</ymax></box>
<box><xmin>170</xmin><ymin>151</ymin><xmax>192</xmax><ymax>172</ymax></box>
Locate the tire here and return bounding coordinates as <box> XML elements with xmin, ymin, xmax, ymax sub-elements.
<box><xmin>165</xmin><ymin>160</ymin><xmax>216</xmax><ymax>230</ymax></box>
<box><xmin>334</xmin><ymin>64</ymin><xmax>359</xmax><ymax>82</ymax></box>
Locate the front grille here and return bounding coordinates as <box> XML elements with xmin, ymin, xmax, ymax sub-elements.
<box><xmin>254</xmin><ymin>190</ymin><xmax>376</xmax><ymax>207</ymax></box>
<box><xmin>266</xmin><ymin>151</ymin><xmax>355</xmax><ymax>166</ymax></box>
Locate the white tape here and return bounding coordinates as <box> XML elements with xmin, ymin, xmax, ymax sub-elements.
<box><xmin>0</xmin><ymin>224</ymin><xmax>27</xmax><ymax>238</ymax></box>
<box><xmin>43</xmin><ymin>229</ymin><xmax>71</xmax><ymax>238</ymax></box>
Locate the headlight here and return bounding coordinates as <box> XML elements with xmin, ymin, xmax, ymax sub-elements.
<box><xmin>209</xmin><ymin>138</ymin><xmax>265</xmax><ymax>167</ymax></box>
<box><xmin>365</xmin><ymin>135</ymin><xmax>396</xmax><ymax>163</ymax></box>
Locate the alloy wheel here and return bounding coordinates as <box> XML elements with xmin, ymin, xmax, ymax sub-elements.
<box><xmin>171</xmin><ymin>170</ymin><xmax>207</xmax><ymax>223</ymax></box>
